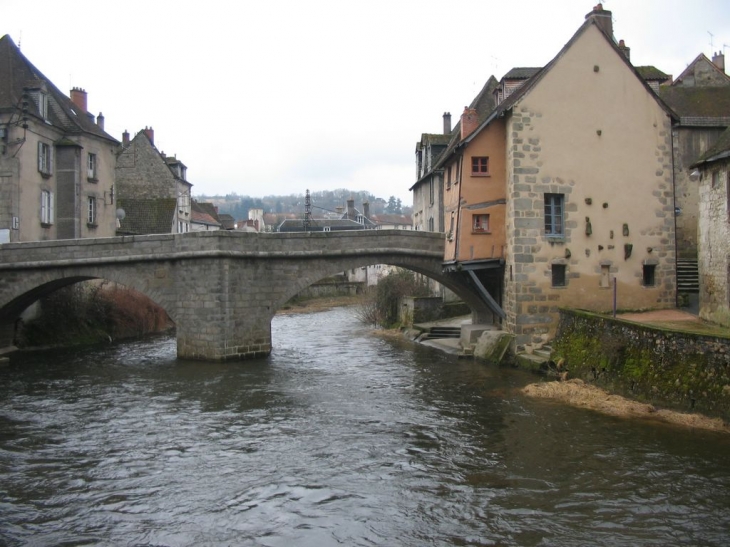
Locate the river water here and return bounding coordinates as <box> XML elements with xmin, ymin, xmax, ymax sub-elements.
<box><xmin>1</xmin><ymin>306</ymin><xmax>729</xmax><ymax>546</ymax></box>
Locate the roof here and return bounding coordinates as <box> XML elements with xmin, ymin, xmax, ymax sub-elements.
<box><xmin>0</xmin><ymin>34</ymin><xmax>118</xmax><ymax>143</ymax></box>
<box><xmin>193</xmin><ymin>201</ymin><xmax>220</xmax><ymax>222</ymax></box>
<box><xmin>117</xmin><ymin>198</ymin><xmax>176</xmax><ymax>235</ymax></box>
<box><xmin>369</xmin><ymin>213</ymin><xmax>413</xmax><ymax>226</ymax></box>
<box><xmin>635</xmin><ymin>66</ymin><xmax>671</xmax><ymax>81</ymax></box>
<box><xmin>451</xmin><ymin>16</ymin><xmax>678</xmax><ymax>156</ymax></box>
<box><xmin>502</xmin><ymin>67</ymin><xmax>542</xmax><ymax>80</ymax></box>
<box><xmin>191</xmin><ymin>201</ymin><xmax>221</xmax><ymax>227</ymax></box>
<box><xmin>278</xmin><ymin>219</ymin><xmax>369</xmax><ymax>232</ymax></box>
<box><xmin>657</xmin><ymin>86</ymin><xmax>730</xmax><ymax>125</ymax></box>
<box><xmin>690</xmin><ymin>127</ymin><xmax>730</xmax><ymax>167</ymax></box>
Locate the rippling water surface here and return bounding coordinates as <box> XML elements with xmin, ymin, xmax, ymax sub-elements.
<box><xmin>1</xmin><ymin>306</ymin><xmax>729</xmax><ymax>546</ymax></box>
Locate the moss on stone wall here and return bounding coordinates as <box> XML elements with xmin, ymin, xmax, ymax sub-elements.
<box><xmin>552</xmin><ymin>309</ymin><xmax>730</xmax><ymax>420</ymax></box>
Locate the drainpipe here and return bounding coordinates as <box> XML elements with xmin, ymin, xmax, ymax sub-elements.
<box><xmin>670</xmin><ymin>125</ymin><xmax>679</xmax><ymax>308</ymax></box>
<box><xmin>454</xmin><ymin>152</ymin><xmax>465</xmax><ymax>261</ymax></box>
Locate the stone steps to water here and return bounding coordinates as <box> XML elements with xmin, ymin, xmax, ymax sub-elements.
<box><xmin>425</xmin><ymin>326</ymin><xmax>462</xmax><ymax>339</ymax></box>
<box><xmin>677</xmin><ymin>259</ymin><xmax>699</xmax><ymax>293</ymax></box>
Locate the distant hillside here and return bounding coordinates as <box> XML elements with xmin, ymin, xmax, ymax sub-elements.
<box><xmin>196</xmin><ymin>189</ymin><xmax>411</xmax><ymax>221</ymax></box>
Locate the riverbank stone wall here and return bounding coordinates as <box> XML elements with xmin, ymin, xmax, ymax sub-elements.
<box><xmin>552</xmin><ymin>309</ymin><xmax>730</xmax><ymax>420</ymax></box>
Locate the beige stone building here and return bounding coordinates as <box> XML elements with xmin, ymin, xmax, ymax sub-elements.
<box><xmin>417</xmin><ymin>5</ymin><xmax>678</xmax><ymax>348</ymax></box>
<box><xmin>0</xmin><ymin>35</ymin><xmax>119</xmax><ymax>243</ymax></box>
<box><xmin>691</xmin><ymin>128</ymin><xmax>730</xmax><ymax>326</ymax></box>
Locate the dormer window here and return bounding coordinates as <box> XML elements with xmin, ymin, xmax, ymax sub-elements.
<box><xmin>38</xmin><ymin>92</ymin><xmax>49</xmax><ymax>120</ymax></box>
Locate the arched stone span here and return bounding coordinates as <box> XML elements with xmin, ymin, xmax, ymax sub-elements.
<box><xmin>0</xmin><ymin>230</ymin><xmax>496</xmax><ymax>360</ymax></box>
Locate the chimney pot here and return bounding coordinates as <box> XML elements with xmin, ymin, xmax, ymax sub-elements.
<box><xmin>460</xmin><ymin>107</ymin><xmax>478</xmax><ymax>140</ymax></box>
<box><xmin>585</xmin><ymin>3</ymin><xmax>613</xmax><ymax>39</ymax></box>
<box><xmin>713</xmin><ymin>51</ymin><xmax>725</xmax><ymax>72</ymax></box>
<box><xmin>143</xmin><ymin>126</ymin><xmax>154</xmax><ymax>145</ymax></box>
<box><xmin>443</xmin><ymin>112</ymin><xmax>452</xmax><ymax>134</ymax></box>
<box><xmin>70</xmin><ymin>87</ymin><xmax>88</xmax><ymax>112</ymax></box>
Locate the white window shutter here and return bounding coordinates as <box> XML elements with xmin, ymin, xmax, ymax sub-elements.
<box><xmin>49</xmin><ymin>192</ymin><xmax>54</xmax><ymax>223</ymax></box>
<box><xmin>49</xmin><ymin>147</ymin><xmax>53</xmax><ymax>174</ymax></box>
<box><xmin>38</xmin><ymin>141</ymin><xmax>43</xmax><ymax>171</ymax></box>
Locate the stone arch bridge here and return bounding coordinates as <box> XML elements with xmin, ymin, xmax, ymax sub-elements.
<box><xmin>0</xmin><ymin>230</ymin><xmax>502</xmax><ymax>360</ymax></box>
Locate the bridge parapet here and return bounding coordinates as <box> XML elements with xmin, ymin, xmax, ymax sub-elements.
<box><xmin>0</xmin><ymin>230</ymin><xmax>498</xmax><ymax>361</ymax></box>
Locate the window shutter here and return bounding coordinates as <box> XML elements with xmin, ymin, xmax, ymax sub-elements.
<box><xmin>49</xmin><ymin>191</ymin><xmax>54</xmax><ymax>223</ymax></box>
<box><xmin>38</xmin><ymin>141</ymin><xmax>43</xmax><ymax>171</ymax></box>
<box><xmin>49</xmin><ymin>146</ymin><xmax>53</xmax><ymax>174</ymax></box>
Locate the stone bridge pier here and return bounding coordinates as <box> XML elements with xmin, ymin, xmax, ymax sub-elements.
<box><xmin>0</xmin><ymin>231</ymin><xmax>498</xmax><ymax>361</ymax></box>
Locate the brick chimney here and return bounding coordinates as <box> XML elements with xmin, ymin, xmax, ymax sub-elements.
<box><xmin>347</xmin><ymin>198</ymin><xmax>355</xmax><ymax>219</ymax></box>
<box><xmin>460</xmin><ymin>107</ymin><xmax>478</xmax><ymax>140</ymax></box>
<box><xmin>122</xmin><ymin>130</ymin><xmax>130</xmax><ymax>146</ymax></box>
<box><xmin>713</xmin><ymin>51</ymin><xmax>725</xmax><ymax>72</ymax></box>
<box><xmin>70</xmin><ymin>87</ymin><xmax>87</xmax><ymax>111</ymax></box>
<box><xmin>362</xmin><ymin>201</ymin><xmax>370</xmax><ymax>219</ymax></box>
<box><xmin>96</xmin><ymin>112</ymin><xmax>105</xmax><ymax>131</ymax></box>
<box><xmin>143</xmin><ymin>126</ymin><xmax>154</xmax><ymax>145</ymax></box>
<box><xmin>618</xmin><ymin>39</ymin><xmax>630</xmax><ymax>61</ymax></box>
<box><xmin>443</xmin><ymin>112</ymin><xmax>452</xmax><ymax>134</ymax></box>
<box><xmin>585</xmin><ymin>3</ymin><xmax>613</xmax><ymax>39</ymax></box>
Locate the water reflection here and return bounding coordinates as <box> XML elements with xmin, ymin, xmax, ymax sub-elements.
<box><xmin>1</xmin><ymin>307</ymin><xmax>729</xmax><ymax>546</ymax></box>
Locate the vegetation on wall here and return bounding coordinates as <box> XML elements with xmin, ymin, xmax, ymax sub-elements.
<box><xmin>16</xmin><ymin>282</ymin><xmax>172</xmax><ymax>348</ymax></box>
<box><xmin>356</xmin><ymin>269</ymin><xmax>431</xmax><ymax>328</ymax></box>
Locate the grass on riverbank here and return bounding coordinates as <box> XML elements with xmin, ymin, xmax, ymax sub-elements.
<box><xmin>523</xmin><ymin>379</ymin><xmax>730</xmax><ymax>434</ymax></box>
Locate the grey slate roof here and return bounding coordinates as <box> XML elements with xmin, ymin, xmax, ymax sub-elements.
<box><xmin>657</xmin><ymin>86</ymin><xmax>730</xmax><ymax>126</ymax></box>
<box><xmin>117</xmin><ymin>198</ymin><xmax>176</xmax><ymax>235</ymax></box>
<box><xmin>0</xmin><ymin>34</ymin><xmax>118</xmax><ymax>143</ymax></box>
<box><xmin>278</xmin><ymin>219</ymin><xmax>368</xmax><ymax>232</ymax></box>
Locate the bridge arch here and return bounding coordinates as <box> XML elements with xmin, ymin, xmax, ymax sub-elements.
<box><xmin>0</xmin><ymin>230</ymin><xmax>499</xmax><ymax>360</ymax></box>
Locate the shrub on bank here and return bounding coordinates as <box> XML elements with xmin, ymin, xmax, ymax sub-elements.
<box><xmin>16</xmin><ymin>282</ymin><xmax>172</xmax><ymax>348</ymax></box>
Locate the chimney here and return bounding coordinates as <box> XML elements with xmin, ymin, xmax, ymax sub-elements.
<box><xmin>443</xmin><ymin>112</ymin><xmax>452</xmax><ymax>134</ymax></box>
<box><xmin>122</xmin><ymin>130</ymin><xmax>130</xmax><ymax>146</ymax></box>
<box><xmin>460</xmin><ymin>107</ymin><xmax>478</xmax><ymax>140</ymax></box>
<box><xmin>585</xmin><ymin>3</ymin><xmax>613</xmax><ymax>39</ymax></box>
<box><xmin>70</xmin><ymin>87</ymin><xmax>88</xmax><ymax>111</ymax></box>
<box><xmin>618</xmin><ymin>39</ymin><xmax>631</xmax><ymax>61</ymax></box>
<box><xmin>362</xmin><ymin>201</ymin><xmax>370</xmax><ymax>219</ymax></box>
<box><xmin>336</xmin><ymin>206</ymin><xmax>344</xmax><ymax>215</ymax></box>
<box><xmin>96</xmin><ymin>112</ymin><xmax>105</xmax><ymax>131</ymax></box>
<box><xmin>347</xmin><ymin>198</ymin><xmax>355</xmax><ymax>219</ymax></box>
<box><xmin>713</xmin><ymin>51</ymin><xmax>725</xmax><ymax>73</ymax></box>
<box><xmin>143</xmin><ymin>126</ymin><xmax>154</xmax><ymax>145</ymax></box>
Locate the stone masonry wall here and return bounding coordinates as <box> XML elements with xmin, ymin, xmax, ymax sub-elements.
<box><xmin>698</xmin><ymin>159</ymin><xmax>730</xmax><ymax>326</ymax></box>
<box><xmin>553</xmin><ymin>309</ymin><xmax>730</xmax><ymax>420</ymax></box>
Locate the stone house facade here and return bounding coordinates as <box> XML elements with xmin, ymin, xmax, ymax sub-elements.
<box><xmin>115</xmin><ymin>128</ymin><xmax>193</xmax><ymax>233</ymax></box>
<box><xmin>691</xmin><ymin>128</ymin><xmax>730</xmax><ymax>327</ymax></box>
<box><xmin>658</xmin><ymin>53</ymin><xmax>730</xmax><ymax>261</ymax></box>
<box><xmin>411</xmin><ymin>117</ymin><xmax>451</xmax><ymax>233</ymax></box>
<box><xmin>422</xmin><ymin>5</ymin><xmax>678</xmax><ymax>348</ymax></box>
<box><xmin>0</xmin><ymin>35</ymin><xmax>118</xmax><ymax>243</ymax></box>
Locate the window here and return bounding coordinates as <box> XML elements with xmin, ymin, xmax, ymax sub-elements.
<box><xmin>323</xmin><ymin>226</ymin><xmax>331</xmax><ymax>232</ymax></box>
<box><xmin>643</xmin><ymin>264</ymin><xmax>656</xmax><ymax>286</ymax></box>
<box><xmin>87</xmin><ymin>196</ymin><xmax>97</xmax><ymax>225</ymax></box>
<box><xmin>428</xmin><ymin>217</ymin><xmax>434</xmax><ymax>232</ymax></box>
<box><xmin>38</xmin><ymin>92</ymin><xmax>49</xmax><ymax>120</ymax></box>
<box><xmin>552</xmin><ymin>264</ymin><xmax>566</xmax><ymax>287</ymax></box>
<box><xmin>472</xmin><ymin>214</ymin><xmax>490</xmax><ymax>232</ymax></box>
<box><xmin>446</xmin><ymin>165</ymin><xmax>452</xmax><ymax>189</ymax></box>
<box><xmin>38</xmin><ymin>142</ymin><xmax>52</xmax><ymax>175</ymax></box>
<box><xmin>712</xmin><ymin>171</ymin><xmax>720</xmax><ymax>189</ymax></box>
<box><xmin>87</xmin><ymin>153</ymin><xmax>97</xmax><ymax>180</ymax></box>
<box><xmin>544</xmin><ymin>193</ymin><xmax>564</xmax><ymax>236</ymax></box>
<box><xmin>40</xmin><ymin>190</ymin><xmax>54</xmax><ymax>225</ymax></box>
<box><xmin>472</xmin><ymin>156</ymin><xmax>489</xmax><ymax>175</ymax></box>
<box><xmin>429</xmin><ymin>179</ymin><xmax>434</xmax><ymax>205</ymax></box>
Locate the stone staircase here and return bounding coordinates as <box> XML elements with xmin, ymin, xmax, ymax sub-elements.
<box><xmin>423</xmin><ymin>326</ymin><xmax>462</xmax><ymax>340</ymax></box>
<box><xmin>515</xmin><ymin>344</ymin><xmax>554</xmax><ymax>371</ymax></box>
<box><xmin>677</xmin><ymin>258</ymin><xmax>699</xmax><ymax>293</ymax></box>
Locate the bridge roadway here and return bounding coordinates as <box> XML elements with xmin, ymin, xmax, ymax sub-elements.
<box><xmin>0</xmin><ymin>230</ymin><xmax>494</xmax><ymax>361</ymax></box>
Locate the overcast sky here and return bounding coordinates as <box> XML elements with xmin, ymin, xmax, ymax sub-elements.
<box><xmin>4</xmin><ymin>0</ymin><xmax>730</xmax><ymax>204</ymax></box>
